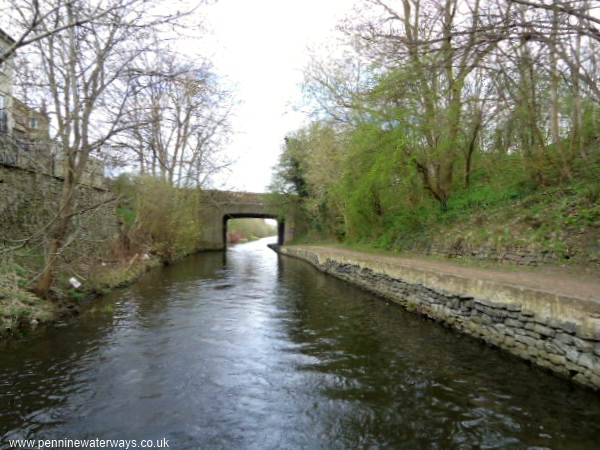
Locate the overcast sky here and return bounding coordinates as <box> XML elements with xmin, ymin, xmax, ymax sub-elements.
<box><xmin>197</xmin><ymin>0</ymin><xmax>354</xmax><ymax>193</ymax></box>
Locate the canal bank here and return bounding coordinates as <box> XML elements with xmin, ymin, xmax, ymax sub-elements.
<box><xmin>3</xmin><ymin>238</ymin><xmax>600</xmax><ymax>448</ymax></box>
<box><xmin>275</xmin><ymin>245</ymin><xmax>600</xmax><ymax>390</ymax></box>
<box><xmin>0</xmin><ymin>254</ymin><xmax>164</xmax><ymax>344</ymax></box>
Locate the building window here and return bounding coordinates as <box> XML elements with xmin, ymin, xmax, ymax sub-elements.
<box><xmin>30</xmin><ymin>117</ymin><xmax>38</xmax><ymax>129</ymax></box>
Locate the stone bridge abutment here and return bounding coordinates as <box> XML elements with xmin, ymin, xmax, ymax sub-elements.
<box><xmin>198</xmin><ymin>190</ymin><xmax>295</xmax><ymax>250</ymax></box>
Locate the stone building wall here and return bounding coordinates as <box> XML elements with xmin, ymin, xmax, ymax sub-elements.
<box><xmin>0</xmin><ymin>30</ymin><xmax>14</xmax><ymax>135</ymax></box>
<box><xmin>11</xmin><ymin>97</ymin><xmax>50</xmax><ymax>141</ymax></box>
<box><xmin>278</xmin><ymin>246</ymin><xmax>600</xmax><ymax>391</ymax></box>
<box><xmin>0</xmin><ymin>164</ymin><xmax>118</xmax><ymax>269</ymax></box>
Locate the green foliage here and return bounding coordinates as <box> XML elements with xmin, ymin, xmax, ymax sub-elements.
<box><xmin>0</xmin><ymin>252</ymin><xmax>55</xmax><ymax>336</ymax></box>
<box><xmin>227</xmin><ymin>219</ymin><xmax>277</xmax><ymax>243</ymax></box>
<box><xmin>89</xmin><ymin>255</ymin><xmax>160</xmax><ymax>292</ymax></box>
<box><xmin>116</xmin><ymin>206</ymin><xmax>136</xmax><ymax>228</ymax></box>
<box><xmin>112</xmin><ymin>174</ymin><xmax>205</xmax><ymax>262</ymax></box>
<box><xmin>67</xmin><ymin>289</ymin><xmax>86</xmax><ymax>302</ymax></box>
<box><xmin>271</xmin><ymin>36</ymin><xmax>600</xmax><ymax>266</ymax></box>
<box><xmin>270</xmin><ymin>110</ymin><xmax>600</xmax><ymax>266</ymax></box>
<box><xmin>269</xmin><ymin>136</ymin><xmax>309</xmax><ymax>197</ymax></box>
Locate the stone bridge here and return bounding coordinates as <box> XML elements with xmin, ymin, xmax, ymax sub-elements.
<box><xmin>198</xmin><ymin>190</ymin><xmax>297</xmax><ymax>250</ymax></box>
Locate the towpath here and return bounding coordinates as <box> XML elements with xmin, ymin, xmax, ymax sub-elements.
<box><xmin>299</xmin><ymin>245</ymin><xmax>600</xmax><ymax>303</ymax></box>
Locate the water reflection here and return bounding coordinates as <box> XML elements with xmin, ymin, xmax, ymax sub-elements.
<box><xmin>1</xmin><ymin>237</ymin><xmax>600</xmax><ymax>449</ymax></box>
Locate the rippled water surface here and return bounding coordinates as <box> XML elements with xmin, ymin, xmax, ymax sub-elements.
<box><xmin>2</xmin><ymin>237</ymin><xmax>600</xmax><ymax>449</ymax></box>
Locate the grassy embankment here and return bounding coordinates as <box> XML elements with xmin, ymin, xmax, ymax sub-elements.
<box><xmin>0</xmin><ymin>252</ymin><xmax>161</xmax><ymax>341</ymax></box>
<box><xmin>0</xmin><ymin>175</ymin><xmax>207</xmax><ymax>340</ymax></box>
<box><xmin>294</xmin><ymin>179</ymin><xmax>600</xmax><ymax>274</ymax></box>
<box><xmin>274</xmin><ymin>124</ymin><xmax>600</xmax><ymax>275</ymax></box>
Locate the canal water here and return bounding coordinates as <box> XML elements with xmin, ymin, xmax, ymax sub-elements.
<box><xmin>1</xmin><ymin>237</ymin><xmax>600</xmax><ymax>449</ymax></box>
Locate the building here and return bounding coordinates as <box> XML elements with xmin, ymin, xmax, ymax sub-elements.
<box><xmin>0</xmin><ymin>27</ymin><xmax>15</xmax><ymax>134</ymax></box>
<box><xmin>12</xmin><ymin>97</ymin><xmax>51</xmax><ymax>142</ymax></box>
<box><xmin>0</xmin><ymin>28</ymin><xmax>51</xmax><ymax>144</ymax></box>
<box><xmin>0</xmin><ymin>27</ymin><xmax>105</xmax><ymax>188</ymax></box>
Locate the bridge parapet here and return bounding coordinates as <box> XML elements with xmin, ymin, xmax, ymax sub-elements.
<box><xmin>198</xmin><ymin>189</ymin><xmax>294</xmax><ymax>249</ymax></box>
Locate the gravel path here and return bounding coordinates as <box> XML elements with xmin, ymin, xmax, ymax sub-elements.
<box><xmin>302</xmin><ymin>245</ymin><xmax>600</xmax><ymax>303</ymax></box>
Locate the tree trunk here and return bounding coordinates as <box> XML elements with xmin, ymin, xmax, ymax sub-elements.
<box><xmin>549</xmin><ymin>0</ymin><xmax>572</xmax><ymax>180</ymax></box>
<box><xmin>570</xmin><ymin>3</ymin><xmax>585</xmax><ymax>160</ymax></box>
<box><xmin>33</xmin><ymin>175</ymin><xmax>75</xmax><ymax>297</ymax></box>
<box><xmin>465</xmin><ymin>112</ymin><xmax>482</xmax><ymax>188</ymax></box>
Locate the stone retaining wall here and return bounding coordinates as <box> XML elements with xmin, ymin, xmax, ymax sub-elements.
<box><xmin>0</xmin><ymin>164</ymin><xmax>117</xmax><ymax>266</ymax></box>
<box><xmin>278</xmin><ymin>246</ymin><xmax>600</xmax><ymax>390</ymax></box>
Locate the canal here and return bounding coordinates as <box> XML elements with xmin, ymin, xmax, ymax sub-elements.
<box><xmin>1</xmin><ymin>237</ymin><xmax>600</xmax><ymax>449</ymax></box>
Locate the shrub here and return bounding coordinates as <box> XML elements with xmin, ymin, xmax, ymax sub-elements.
<box><xmin>112</xmin><ymin>175</ymin><xmax>204</xmax><ymax>262</ymax></box>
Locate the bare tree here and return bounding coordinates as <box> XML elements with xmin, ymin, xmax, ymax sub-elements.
<box><xmin>0</xmin><ymin>0</ymin><xmax>132</xmax><ymax>66</ymax></box>
<box><xmin>499</xmin><ymin>0</ymin><xmax>600</xmax><ymax>177</ymax></box>
<box><xmin>116</xmin><ymin>53</ymin><xmax>234</xmax><ymax>187</ymax></box>
<box><xmin>509</xmin><ymin>0</ymin><xmax>600</xmax><ymax>42</ymax></box>
<box><xmin>19</xmin><ymin>0</ymin><xmax>191</xmax><ymax>296</ymax></box>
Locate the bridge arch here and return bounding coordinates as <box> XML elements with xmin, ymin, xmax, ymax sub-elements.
<box><xmin>222</xmin><ymin>213</ymin><xmax>284</xmax><ymax>247</ymax></box>
<box><xmin>199</xmin><ymin>190</ymin><xmax>296</xmax><ymax>250</ymax></box>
